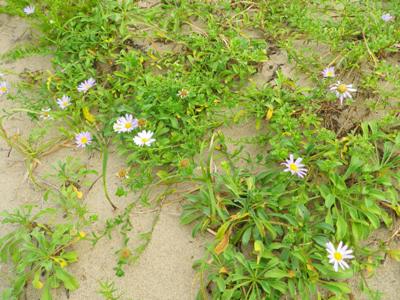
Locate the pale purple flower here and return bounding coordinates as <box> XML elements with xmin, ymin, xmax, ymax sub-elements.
<box><xmin>282</xmin><ymin>154</ymin><xmax>308</xmax><ymax>178</ymax></box>
<box><xmin>0</xmin><ymin>81</ymin><xmax>8</xmax><ymax>96</ymax></box>
<box><xmin>113</xmin><ymin>114</ymin><xmax>138</xmax><ymax>133</ymax></box>
<box><xmin>75</xmin><ymin>132</ymin><xmax>92</xmax><ymax>148</ymax></box>
<box><xmin>382</xmin><ymin>13</ymin><xmax>394</xmax><ymax>22</ymax></box>
<box><xmin>23</xmin><ymin>5</ymin><xmax>35</xmax><ymax>15</ymax></box>
<box><xmin>77</xmin><ymin>78</ymin><xmax>96</xmax><ymax>93</ymax></box>
<box><xmin>322</xmin><ymin>66</ymin><xmax>335</xmax><ymax>78</ymax></box>
<box><xmin>56</xmin><ymin>95</ymin><xmax>71</xmax><ymax>110</ymax></box>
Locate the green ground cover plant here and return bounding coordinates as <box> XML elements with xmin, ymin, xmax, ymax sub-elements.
<box><xmin>1</xmin><ymin>157</ymin><xmax>96</xmax><ymax>300</ymax></box>
<box><xmin>0</xmin><ymin>0</ymin><xmax>399</xmax><ymax>299</ymax></box>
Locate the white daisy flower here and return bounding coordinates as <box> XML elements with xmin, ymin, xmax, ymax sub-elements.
<box><xmin>77</xmin><ymin>78</ymin><xmax>96</xmax><ymax>93</ymax></box>
<box><xmin>75</xmin><ymin>132</ymin><xmax>92</xmax><ymax>148</ymax></box>
<box><xmin>40</xmin><ymin>108</ymin><xmax>53</xmax><ymax>120</ymax></box>
<box><xmin>177</xmin><ymin>88</ymin><xmax>189</xmax><ymax>98</ymax></box>
<box><xmin>0</xmin><ymin>81</ymin><xmax>8</xmax><ymax>96</ymax></box>
<box><xmin>281</xmin><ymin>154</ymin><xmax>308</xmax><ymax>178</ymax></box>
<box><xmin>326</xmin><ymin>241</ymin><xmax>354</xmax><ymax>272</ymax></box>
<box><xmin>113</xmin><ymin>114</ymin><xmax>138</xmax><ymax>133</ymax></box>
<box><xmin>56</xmin><ymin>95</ymin><xmax>71</xmax><ymax>110</ymax></box>
<box><xmin>382</xmin><ymin>13</ymin><xmax>394</xmax><ymax>22</ymax></box>
<box><xmin>133</xmin><ymin>130</ymin><xmax>155</xmax><ymax>147</ymax></box>
<box><xmin>23</xmin><ymin>5</ymin><xmax>35</xmax><ymax>15</ymax></box>
<box><xmin>322</xmin><ymin>66</ymin><xmax>335</xmax><ymax>78</ymax></box>
<box><xmin>330</xmin><ymin>81</ymin><xmax>357</xmax><ymax>105</ymax></box>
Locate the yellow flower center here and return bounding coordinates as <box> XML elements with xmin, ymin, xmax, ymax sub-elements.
<box><xmin>125</xmin><ymin>122</ymin><xmax>132</xmax><ymax>129</ymax></box>
<box><xmin>63</xmin><ymin>101</ymin><xmax>69</xmax><ymax>106</ymax></box>
<box><xmin>334</xmin><ymin>252</ymin><xmax>343</xmax><ymax>261</ymax></box>
<box><xmin>337</xmin><ymin>84</ymin><xmax>348</xmax><ymax>93</ymax></box>
<box><xmin>80</xmin><ymin>137</ymin><xmax>88</xmax><ymax>144</ymax></box>
<box><xmin>289</xmin><ymin>163</ymin><xmax>298</xmax><ymax>171</ymax></box>
<box><xmin>327</xmin><ymin>71</ymin><xmax>333</xmax><ymax>77</ymax></box>
<box><xmin>0</xmin><ymin>87</ymin><xmax>7</xmax><ymax>93</ymax></box>
<box><xmin>141</xmin><ymin>137</ymin><xmax>149</xmax><ymax>143</ymax></box>
<box><xmin>117</xmin><ymin>168</ymin><xmax>128</xmax><ymax>178</ymax></box>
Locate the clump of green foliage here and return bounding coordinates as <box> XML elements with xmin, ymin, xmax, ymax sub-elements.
<box><xmin>0</xmin><ymin>157</ymin><xmax>97</xmax><ymax>300</ymax></box>
<box><xmin>1</xmin><ymin>206</ymin><xmax>80</xmax><ymax>300</ymax></box>
<box><xmin>183</xmin><ymin>122</ymin><xmax>400</xmax><ymax>298</ymax></box>
<box><xmin>97</xmin><ymin>280</ymin><xmax>123</xmax><ymax>300</ymax></box>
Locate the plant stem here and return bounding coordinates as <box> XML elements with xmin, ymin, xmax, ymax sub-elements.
<box><xmin>102</xmin><ymin>146</ymin><xmax>117</xmax><ymax>210</ymax></box>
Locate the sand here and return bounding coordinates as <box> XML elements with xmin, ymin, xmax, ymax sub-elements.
<box><xmin>1</xmin><ymin>8</ymin><xmax>400</xmax><ymax>300</ymax></box>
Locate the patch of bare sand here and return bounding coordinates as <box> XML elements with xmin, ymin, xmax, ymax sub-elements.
<box><xmin>0</xmin><ymin>14</ymin><xmax>33</xmax><ymax>54</ymax></box>
<box><xmin>350</xmin><ymin>226</ymin><xmax>400</xmax><ymax>300</ymax></box>
<box><xmin>249</xmin><ymin>47</ymin><xmax>314</xmax><ymax>89</ymax></box>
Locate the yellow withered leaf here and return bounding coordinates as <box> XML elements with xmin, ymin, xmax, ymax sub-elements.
<box><xmin>229</xmin><ymin>212</ymin><xmax>249</xmax><ymax>221</ymax></box>
<box><xmin>288</xmin><ymin>270</ymin><xmax>296</xmax><ymax>278</ymax></box>
<box><xmin>306</xmin><ymin>263</ymin><xmax>315</xmax><ymax>271</ymax></box>
<box><xmin>33</xmin><ymin>280</ymin><xmax>43</xmax><ymax>289</ymax></box>
<box><xmin>71</xmin><ymin>185</ymin><xmax>83</xmax><ymax>199</ymax></box>
<box><xmin>53</xmin><ymin>257</ymin><xmax>68</xmax><ymax>268</ymax></box>
<box><xmin>266</xmin><ymin>107</ymin><xmax>273</xmax><ymax>120</ymax></box>
<box><xmin>214</xmin><ymin>230</ymin><xmax>231</xmax><ymax>255</ymax></box>
<box><xmin>82</xmin><ymin>107</ymin><xmax>96</xmax><ymax>123</ymax></box>
<box><xmin>46</xmin><ymin>76</ymin><xmax>52</xmax><ymax>91</ymax></box>
<box><xmin>388</xmin><ymin>249</ymin><xmax>400</xmax><ymax>262</ymax></box>
<box><xmin>76</xmin><ymin>190</ymin><xmax>83</xmax><ymax>199</ymax></box>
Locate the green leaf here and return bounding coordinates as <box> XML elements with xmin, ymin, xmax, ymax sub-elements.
<box><xmin>33</xmin><ymin>270</ymin><xmax>44</xmax><ymax>289</ymax></box>
<box><xmin>54</xmin><ymin>267</ymin><xmax>79</xmax><ymax>291</ymax></box>
<box><xmin>323</xmin><ymin>281</ymin><xmax>351</xmax><ymax>294</ymax></box>
<box><xmin>241</xmin><ymin>227</ymin><xmax>252</xmax><ymax>246</ymax></box>
<box><xmin>335</xmin><ymin>215</ymin><xmax>347</xmax><ymax>241</ymax></box>
<box><xmin>264</xmin><ymin>268</ymin><xmax>287</xmax><ymax>279</ymax></box>
<box><xmin>215</xmin><ymin>277</ymin><xmax>225</xmax><ymax>291</ymax></box>
<box><xmin>41</xmin><ymin>282</ymin><xmax>52</xmax><ymax>300</ymax></box>
<box><xmin>312</xmin><ymin>235</ymin><xmax>328</xmax><ymax>247</ymax></box>
<box><xmin>63</xmin><ymin>251</ymin><xmax>78</xmax><ymax>262</ymax></box>
<box><xmin>221</xmin><ymin>289</ymin><xmax>235</xmax><ymax>300</ymax></box>
<box><xmin>352</xmin><ymin>222</ymin><xmax>367</xmax><ymax>242</ymax></box>
<box><xmin>344</xmin><ymin>155</ymin><xmax>363</xmax><ymax>178</ymax></box>
<box><xmin>319</xmin><ymin>184</ymin><xmax>335</xmax><ymax>208</ymax></box>
<box><xmin>329</xmin><ymin>173</ymin><xmax>346</xmax><ymax>191</ymax></box>
<box><xmin>271</xmin><ymin>280</ymin><xmax>287</xmax><ymax>293</ymax></box>
<box><xmin>254</xmin><ymin>240</ymin><xmax>264</xmax><ymax>253</ymax></box>
<box><xmin>363</xmin><ymin>211</ymin><xmax>380</xmax><ymax>229</ymax></box>
<box><xmin>115</xmin><ymin>186</ymin><xmax>127</xmax><ymax>197</ymax></box>
<box><xmin>387</xmin><ymin>249</ymin><xmax>400</xmax><ymax>261</ymax></box>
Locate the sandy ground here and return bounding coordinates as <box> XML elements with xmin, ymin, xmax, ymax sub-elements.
<box><xmin>1</xmin><ymin>9</ymin><xmax>400</xmax><ymax>300</ymax></box>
